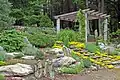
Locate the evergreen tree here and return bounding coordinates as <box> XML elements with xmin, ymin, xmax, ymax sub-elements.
<box><xmin>0</xmin><ymin>0</ymin><xmax>14</xmax><ymax>28</ymax></box>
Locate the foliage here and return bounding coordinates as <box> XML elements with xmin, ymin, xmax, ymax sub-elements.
<box><xmin>0</xmin><ymin>0</ymin><xmax>15</xmax><ymax>28</ymax></box>
<box><xmin>0</xmin><ymin>51</ymin><xmax>6</xmax><ymax>61</ymax></box>
<box><xmin>0</xmin><ymin>74</ymin><xmax>5</xmax><ymax>80</ymax></box>
<box><xmin>24</xmin><ymin>14</ymin><xmax>54</xmax><ymax>27</ymax></box>
<box><xmin>24</xmin><ymin>32</ymin><xmax>56</xmax><ymax>48</ymax></box>
<box><xmin>82</xmin><ymin>58</ymin><xmax>92</xmax><ymax>68</ymax></box>
<box><xmin>76</xmin><ymin>9</ymin><xmax>85</xmax><ymax>42</ymax></box>
<box><xmin>57</xmin><ymin>30</ymin><xmax>79</xmax><ymax>47</ymax></box>
<box><xmin>0</xmin><ymin>30</ymin><xmax>26</xmax><ymax>52</ymax></box>
<box><xmin>72</xmin><ymin>0</ymin><xmax>85</xmax><ymax>9</ymax></box>
<box><xmin>0</xmin><ymin>61</ymin><xmax>6</xmax><ymax>66</ymax></box>
<box><xmin>59</xmin><ymin>62</ymin><xmax>84</xmax><ymax>74</ymax></box>
<box><xmin>111</xmin><ymin>29</ymin><xmax>120</xmax><ymax>43</ymax></box>
<box><xmin>85</xmin><ymin>43</ymin><xmax>100</xmax><ymax>53</ymax></box>
<box><xmin>71</xmin><ymin>51</ymin><xmax>92</xmax><ymax>68</ymax></box>
<box><xmin>22</xmin><ymin>46</ymin><xmax>44</xmax><ymax>59</ymax></box>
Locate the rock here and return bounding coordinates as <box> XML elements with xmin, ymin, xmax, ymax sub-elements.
<box><xmin>0</xmin><ymin>63</ymin><xmax>33</xmax><ymax>76</ymax></box>
<box><xmin>105</xmin><ymin>46</ymin><xmax>115</xmax><ymax>54</ymax></box>
<box><xmin>90</xmin><ymin>65</ymin><xmax>98</xmax><ymax>71</ymax></box>
<box><xmin>117</xmin><ymin>44</ymin><xmax>120</xmax><ymax>48</ymax></box>
<box><xmin>6</xmin><ymin>77</ymin><xmax>24</xmax><ymax>80</ymax></box>
<box><xmin>53</xmin><ymin>56</ymin><xmax>76</xmax><ymax>67</ymax></box>
<box><xmin>50</xmin><ymin>48</ymin><xmax>64</xmax><ymax>57</ymax></box>
<box><xmin>6</xmin><ymin>52</ymin><xmax>24</xmax><ymax>59</ymax></box>
<box><xmin>111</xmin><ymin>60</ymin><xmax>120</xmax><ymax>65</ymax></box>
<box><xmin>22</xmin><ymin>56</ymin><xmax>35</xmax><ymax>60</ymax></box>
<box><xmin>51</xmin><ymin>48</ymin><xmax>63</xmax><ymax>54</ymax></box>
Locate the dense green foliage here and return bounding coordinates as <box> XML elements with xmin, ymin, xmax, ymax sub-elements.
<box><xmin>71</xmin><ymin>51</ymin><xmax>92</xmax><ymax>68</ymax></box>
<box><xmin>24</xmin><ymin>27</ymin><xmax>56</xmax><ymax>48</ymax></box>
<box><xmin>60</xmin><ymin>62</ymin><xmax>84</xmax><ymax>74</ymax></box>
<box><xmin>22</xmin><ymin>45</ymin><xmax>44</xmax><ymax>59</ymax></box>
<box><xmin>0</xmin><ymin>51</ymin><xmax>6</xmax><ymax>61</ymax></box>
<box><xmin>85</xmin><ymin>43</ymin><xmax>100</xmax><ymax>53</ymax></box>
<box><xmin>10</xmin><ymin>0</ymin><xmax>54</xmax><ymax>27</ymax></box>
<box><xmin>0</xmin><ymin>0</ymin><xmax>14</xmax><ymax>29</ymax></box>
<box><xmin>76</xmin><ymin>9</ymin><xmax>85</xmax><ymax>42</ymax></box>
<box><xmin>111</xmin><ymin>29</ymin><xmax>120</xmax><ymax>43</ymax></box>
<box><xmin>0</xmin><ymin>74</ymin><xmax>5</xmax><ymax>80</ymax></box>
<box><xmin>57</xmin><ymin>30</ymin><xmax>79</xmax><ymax>46</ymax></box>
<box><xmin>0</xmin><ymin>30</ymin><xmax>26</xmax><ymax>52</ymax></box>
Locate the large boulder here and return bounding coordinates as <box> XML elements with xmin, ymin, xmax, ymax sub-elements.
<box><xmin>50</xmin><ymin>48</ymin><xmax>64</xmax><ymax>57</ymax></box>
<box><xmin>0</xmin><ymin>63</ymin><xmax>33</xmax><ymax>76</ymax></box>
<box><xmin>53</xmin><ymin>56</ymin><xmax>76</xmax><ymax>67</ymax></box>
<box><xmin>5</xmin><ymin>52</ymin><xmax>24</xmax><ymax>59</ymax></box>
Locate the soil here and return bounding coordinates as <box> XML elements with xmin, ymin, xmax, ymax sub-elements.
<box><xmin>23</xmin><ymin>69</ymin><xmax>120</xmax><ymax>80</ymax></box>
<box><xmin>54</xmin><ymin>69</ymin><xmax>120</xmax><ymax>80</ymax></box>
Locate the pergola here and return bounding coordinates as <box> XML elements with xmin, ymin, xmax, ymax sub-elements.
<box><xmin>54</xmin><ymin>9</ymin><xmax>110</xmax><ymax>43</ymax></box>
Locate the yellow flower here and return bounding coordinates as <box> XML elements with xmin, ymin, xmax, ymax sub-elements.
<box><xmin>75</xmin><ymin>43</ymin><xmax>85</xmax><ymax>49</ymax></box>
<box><xmin>96</xmin><ymin>51</ymin><xmax>101</xmax><ymax>55</ymax></box>
<box><xmin>115</xmin><ymin>56</ymin><xmax>120</xmax><ymax>60</ymax></box>
<box><xmin>69</xmin><ymin>41</ymin><xmax>79</xmax><ymax>45</ymax></box>
<box><xmin>75</xmin><ymin>52</ymin><xmax>81</xmax><ymax>56</ymax></box>
<box><xmin>106</xmin><ymin>65</ymin><xmax>114</xmax><ymax>69</ymax></box>
<box><xmin>90</xmin><ymin>58</ymin><xmax>95</xmax><ymax>62</ymax></box>
<box><xmin>52</xmin><ymin>45</ymin><xmax>62</xmax><ymax>49</ymax></box>
<box><xmin>82</xmin><ymin>56</ymin><xmax>88</xmax><ymax>59</ymax></box>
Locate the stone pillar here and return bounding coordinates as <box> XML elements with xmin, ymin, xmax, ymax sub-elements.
<box><xmin>56</xmin><ymin>18</ymin><xmax>60</xmax><ymax>33</ymax></box>
<box><xmin>104</xmin><ymin>18</ymin><xmax>108</xmax><ymax>41</ymax></box>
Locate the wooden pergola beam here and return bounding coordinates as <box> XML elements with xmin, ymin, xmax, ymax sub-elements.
<box><xmin>90</xmin><ymin>11</ymin><xmax>100</xmax><ymax>15</ymax></box>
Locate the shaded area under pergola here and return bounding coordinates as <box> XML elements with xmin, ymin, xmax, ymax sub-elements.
<box><xmin>54</xmin><ymin>9</ymin><xmax>110</xmax><ymax>43</ymax></box>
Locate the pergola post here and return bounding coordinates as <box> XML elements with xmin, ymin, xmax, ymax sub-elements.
<box><xmin>104</xmin><ymin>18</ymin><xmax>108</xmax><ymax>41</ymax></box>
<box><xmin>56</xmin><ymin>18</ymin><xmax>60</xmax><ymax>33</ymax></box>
<box><xmin>98</xmin><ymin>19</ymin><xmax>102</xmax><ymax>36</ymax></box>
<box><xmin>85</xmin><ymin>12</ymin><xmax>88</xmax><ymax>43</ymax></box>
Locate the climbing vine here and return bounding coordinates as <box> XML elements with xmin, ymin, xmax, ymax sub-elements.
<box><xmin>76</xmin><ymin>9</ymin><xmax>85</xmax><ymax>42</ymax></box>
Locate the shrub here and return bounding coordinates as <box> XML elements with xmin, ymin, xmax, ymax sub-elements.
<box><xmin>0</xmin><ymin>74</ymin><xmax>5</xmax><ymax>80</ymax></box>
<box><xmin>85</xmin><ymin>43</ymin><xmax>100</xmax><ymax>53</ymax></box>
<box><xmin>0</xmin><ymin>0</ymin><xmax>15</xmax><ymax>28</ymax></box>
<box><xmin>25</xmin><ymin>32</ymin><xmax>56</xmax><ymax>48</ymax></box>
<box><xmin>0</xmin><ymin>51</ymin><xmax>6</xmax><ymax>61</ymax></box>
<box><xmin>22</xmin><ymin>46</ymin><xmax>44</xmax><ymax>59</ymax></box>
<box><xmin>59</xmin><ymin>62</ymin><xmax>84</xmax><ymax>74</ymax></box>
<box><xmin>0</xmin><ymin>30</ymin><xmax>26</xmax><ymax>52</ymax></box>
<box><xmin>83</xmin><ymin>58</ymin><xmax>92</xmax><ymax>68</ymax></box>
<box><xmin>57</xmin><ymin>30</ymin><xmax>79</xmax><ymax>46</ymax></box>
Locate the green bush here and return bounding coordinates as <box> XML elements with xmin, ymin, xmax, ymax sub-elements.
<box><xmin>0</xmin><ymin>30</ymin><xmax>26</xmax><ymax>52</ymax></box>
<box><xmin>0</xmin><ymin>51</ymin><xmax>6</xmax><ymax>61</ymax></box>
<box><xmin>0</xmin><ymin>74</ymin><xmax>5</xmax><ymax>80</ymax></box>
<box><xmin>22</xmin><ymin>46</ymin><xmax>44</xmax><ymax>59</ymax></box>
<box><xmin>25</xmin><ymin>32</ymin><xmax>56</xmax><ymax>48</ymax></box>
<box><xmin>59</xmin><ymin>62</ymin><xmax>84</xmax><ymax>74</ymax></box>
<box><xmin>85</xmin><ymin>43</ymin><xmax>100</xmax><ymax>53</ymax></box>
<box><xmin>57</xmin><ymin>30</ymin><xmax>79</xmax><ymax>46</ymax></box>
<box><xmin>83</xmin><ymin>58</ymin><xmax>92</xmax><ymax>68</ymax></box>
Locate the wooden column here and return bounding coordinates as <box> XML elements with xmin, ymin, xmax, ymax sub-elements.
<box><xmin>87</xmin><ymin>20</ymin><xmax>90</xmax><ymax>35</ymax></box>
<box><xmin>98</xmin><ymin>19</ymin><xmax>102</xmax><ymax>36</ymax></box>
<box><xmin>56</xmin><ymin>18</ymin><xmax>60</xmax><ymax>33</ymax></box>
<box><xmin>104</xmin><ymin>18</ymin><xmax>108</xmax><ymax>41</ymax></box>
<box><xmin>85</xmin><ymin>12</ymin><xmax>88</xmax><ymax>43</ymax></box>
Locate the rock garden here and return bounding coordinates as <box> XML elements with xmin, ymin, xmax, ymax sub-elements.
<box><xmin>0</xmin><ymin>28</ymin><xmax>119</xmax><ymax>80</ymax></box>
